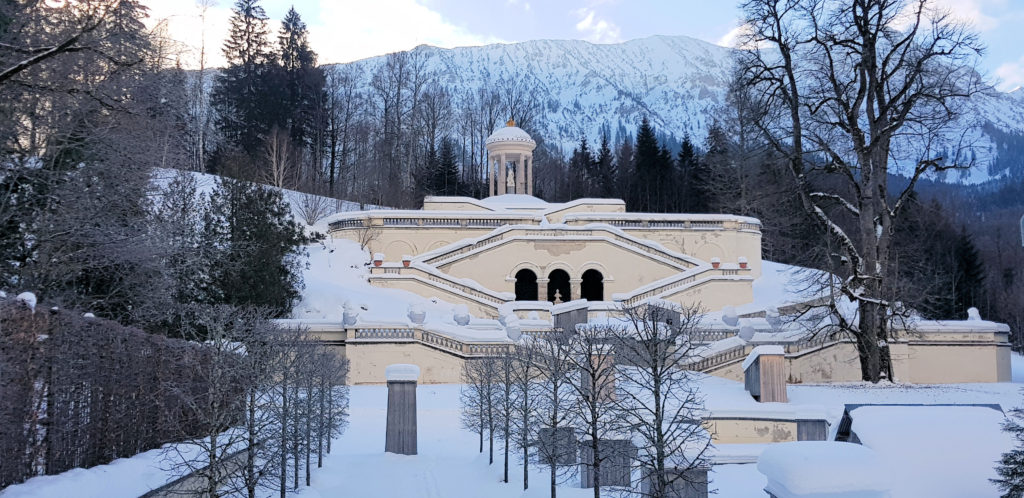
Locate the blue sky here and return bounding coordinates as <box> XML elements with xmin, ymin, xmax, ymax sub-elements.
<box><xmin>145</xmin><ymin>0</ymin><xmax>1024</xmax><ymax>91</ymax></box>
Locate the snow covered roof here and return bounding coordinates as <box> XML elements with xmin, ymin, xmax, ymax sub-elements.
<box><xmin>742</xmin><ymin>345</ymin><xmax>785</xmax><ymax>371</ymax></box>
<box><xmin>478</xmin><ymin>194</ymin><xmax>549</xmax><ymax>208</ymax></box>
<box><xmin>485</xmin><ymin>125</ymin><xmax>535</xmax><ymax>145</ymax></box>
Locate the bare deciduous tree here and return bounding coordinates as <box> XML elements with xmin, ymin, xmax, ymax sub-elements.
<box><xmin>264</xmin><ymin>127</ymin><xmax>298</xmax><ymax>190</ymax></box>
<box><xmin>612</xmin><ymin>304</ymin><xmax>712</xmax><ymax>498</ymax></box>
<box><xmin>565</xmin><ymin>325</ymin><xmax>621</xmax><ymax>498</ymax></box>
<box><xmin>534</xmin><ymin>332</ymin><xmax>578</xmax><ymax>498</ymax></box>
<box><xmin>736</xmin><ymin>0</ymin><xmax>985</xmax><ymax>381</ymax></box>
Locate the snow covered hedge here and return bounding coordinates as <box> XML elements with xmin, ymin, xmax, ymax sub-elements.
<box><xmin>0</xmin><ymin>297</ymin><xmax>240</xmax><ymax>488</ymax></box>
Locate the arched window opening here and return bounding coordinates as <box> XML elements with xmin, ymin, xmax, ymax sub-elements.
<box><xmin>547</xmin><ymin>269</ymin><xmax>571</xmax><ymax>303</ymax></box>
<box><xmin>514</xmin><ymin>269</ymin><xmax>538</xmax><ymax>301</ymax></box>
<box><xmin>581</xmin><ymin>269</ymin><xmax>604</xmax><ymax>301</ymax></box>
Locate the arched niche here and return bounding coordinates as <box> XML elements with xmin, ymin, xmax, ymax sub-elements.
<box><xmin>514</xmin><ymin>269</ymin><xmax>538</xmax><ymax>301</ymax></box>
<box><xmin>547</xmin><ymin>269</ymin><xmax>571</xmax><ymax>303</ymax></box>
<box><xmin>581</xmin><ymin>269</ymin><xmax>604</xmax><ymax>301</ymax></box>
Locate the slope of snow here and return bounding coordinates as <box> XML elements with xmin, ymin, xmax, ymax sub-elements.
<box><xmin>0</xmin><ymin>443</ymin><xmax>205</xmax><ymax>498</ymax></box>
<box><xmin>151</xmin><ymin>168</ymin><xmax>376</xmax><ymax>234</ymax></box>
<box><xmin>295</xmin><ymin>238</ymin><xmax>464</xmax><ymax>323</ymax></box>
<box><xmin>7</xmin><ymin>355</ymin><xmax>1023</xmax><ymax>498</ymax></box>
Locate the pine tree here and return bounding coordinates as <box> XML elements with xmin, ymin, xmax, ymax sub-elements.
<box><xmin>614</xmin><ymin>136</ymin><xmax>634</xmax><ymax>201</ymax></box>
<box><xmin>631</xmin><ymin>117</ymin><xmax>660</xmax><ymax>211</ymax></box>
<box><xmin>656</xmin><ymin>143</ymin><xmax>674</xmax><ymax>212</ymax></box>
<box><xmin>438</xmin><ymin>137</ymin><xmax>459</xmax><ymax>195</ymax></box>
<box><xmin>415</xmin><ymin>137</ymin><xmax>459</xmax><ymax>197</ymax></box>
<box><xmin>678</xmin><ymin>135</ymin><xmax>711</xmax><ymax>213</ymax></box>
<box><xmin>593</xmin><ymin>132</ymin><xmax>616</xmax><ymax>198</ymax></box>
<box><xmin>568</xmin><ymin>136</ymin><xmax>593</xmax><ymax>199</ymax></box>
<box><xmin>995</xmin><ymin>408</ymin><xmax>1024</xmax><ymax>496</ymax></box>
<box><xmin>953</xmin><ymin>227</ymin><xmax>986</xmax><ymax>318</ymax></box>
<box><xmin>277</xmin><ymin>7</ymin><xmax>324</xmax><ymax>149</ymax></box>
<box><xmin>204</xmin><ymin>178</ymin><xmax>311</xmax><ymax>316</ymax></box>
<box><xmin>212</xmin><ymin>0</ymin><xmax>274</xmax><ymax>159</ymax></box>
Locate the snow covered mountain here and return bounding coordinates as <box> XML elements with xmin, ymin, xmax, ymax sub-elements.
<box><xmin>333</xmin><ymin>35</ymin><xmax>1024</xmax><ymax>184</ymax></box>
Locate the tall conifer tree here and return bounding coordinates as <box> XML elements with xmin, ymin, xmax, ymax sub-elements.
<box><xmin>632</xmin><ymin>117</ymin><xmax>660</xmax><ymax>212</ymax></box>
<box><xmin>212</xmin><ymin>0</ymin><xmax>274</xmax><ymax>158</ymax></box>
<box><xmin>277</xmin><ymin>7</ymin><xmax>323</xmax><ymax>148</ymax></box>
<box><xmin>593</xmin><ymin>132</ymin><xmax>616</xmax><ymax>198</ymax></box>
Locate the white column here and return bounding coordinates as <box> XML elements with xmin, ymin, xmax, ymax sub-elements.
<box><xmin>516</xmin><ymin>153</ymin><xmax>525</xmax><ymax>194</ymax></box>
<box><xmin>498</xmin><ymin>153</ymin><xmax>507</xmax><ymax>195</ymax></box>
<box><xmin>526</xmin><ymin>154</ymin><xmax>533</xmax><ymax>196</ymax></box>
<box><xmin>488</xmin><ymin>154</ymin><xmax>494</xmax><ymax>197</ymax></box>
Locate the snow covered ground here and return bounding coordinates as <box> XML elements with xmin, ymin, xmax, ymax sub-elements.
<box><xmin>7</xmin><ymin>359</ymin><xmax>1020</xmax><ymax>497</ymax></box>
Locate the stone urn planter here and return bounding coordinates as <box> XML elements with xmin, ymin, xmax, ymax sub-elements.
<box><xmin>711</xmin><ymin>257</ymin><xmax>721</xmax><ymax>269</ymax></box>
<box><xmin>343</xmin><ymin>301</ymin><xmax>360</xmax><ymax>326</ymax></box>
<box><xmin>402</xmin><ymin>255</ymin><xmax>413</xmax><ymax>267</ymax></box>
<box><xmin>738</xmin><ymin>256</ymin><xmax>748</xmax><ymax>269</ymax></box>
<box><xmin>453</xmin><ymin>304</ymin><xmax>471</xmax><ymax>326</ymax></box>
<box><xmin>373</xmin><ymin>253</ymin><xmax>385</xmax><ymax>267</ymax></box>
<box><xmin>407</xmin><ymin>304</ymin><xmax>426</xmax><ymax>324</ymax></box>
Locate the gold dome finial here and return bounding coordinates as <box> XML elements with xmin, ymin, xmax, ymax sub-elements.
<box><xmin>506</xmin><ymin>118</ymin><xmax>515</xmax><ymax>127</ymax></box>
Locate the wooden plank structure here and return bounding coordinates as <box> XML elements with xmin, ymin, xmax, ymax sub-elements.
<box><xmin>743</xmin><ymin>346</ymin><xmax>787</xmax><ymax>403</ymax></box>
<box><xmin>384</xmin><ymin>364</ymin><xmax>420</xmax><ymax>455</ymax></box>
<box><xmin>538</xmin><ymin>427</ymin><xmax>577</xmax><ymax>465</ymax></box>
<box><xmin>553</xmin><ymin>302</ymin><xmax>588</xmax><ymax>333</ymax></box>
<box><xmin>579</xmin><ymin>438</ymin><xmax>637</xmax><ymax>488</ymax></box>
<box><xmin>641</xmin><ymin>466</ymin><xmax>710</xmax><ymax>498</ymax></box>
<box><xmin>796</xmin><ymin>419</ymin><xmax>828</xmax><ymax>441</ymax></box>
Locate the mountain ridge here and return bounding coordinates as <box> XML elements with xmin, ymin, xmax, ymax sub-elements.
<box><xmin>330</xmin><ymin>34</ymin><xmax>1024</xmax><ymax>183</ymax></box>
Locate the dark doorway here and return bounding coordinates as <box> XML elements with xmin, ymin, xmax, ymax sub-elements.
<box><xmin>547</xmin><ymin>269</ymin><xmax>571</xmax><ymax>303</ymax></box>
<box><xmin>581</xmin><ymin>269</ymin><xmax>604</xmax><ymax>301</ymax></box>
<box><xmin>514</xmin><ymin>269</ymin><xmax>538</xmax><ymax>301</ymax></box>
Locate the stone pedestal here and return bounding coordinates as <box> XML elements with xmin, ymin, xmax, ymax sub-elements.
<box><xmin>385</xmin><ymin>364</ymin><xmax>419</xmax><ymax>455</ymax></box>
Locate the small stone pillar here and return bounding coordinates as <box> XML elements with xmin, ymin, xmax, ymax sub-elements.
<box><xmin>385</xmin><ymin>364</ymin><xmax>419</xmax><ymax>455</ymax></box>
<box><xmin>743</xmin><ymin>345</ymin><xmax>787</xmax><ymax>403</ymax></box>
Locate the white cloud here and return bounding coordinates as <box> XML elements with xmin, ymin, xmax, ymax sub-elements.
<box><xmin>716</xmin><ymin>23</ymin><xmax>759</xmax><ymax>49</ymax></box>
<box><xmin>574</xmin><ymin>7</ymin><xmax>621</xmax><ymax>44</ymax></box>
<box><xmin>140</xmin><ymin>0</ymin><xmax>502</xmax><ymax>69</ymax></box>
<box><xmin>996</xmin><ymin>56</ymin><xmax>1024</xmax><ymax>92</ymax></box>
<box><xmin>311</xmin><ymin>0</ymin><xmax>502</xmax><ymax>64</ymax></box>
<box><xmin>506</xmin><ymin>0</ymin><xmax>531</xmax><ymax>12</ymax></box>
<box><xmin>931</xmin><ymin>0</ymin><xmax>1003</xmax><ymax>31</ymax></box>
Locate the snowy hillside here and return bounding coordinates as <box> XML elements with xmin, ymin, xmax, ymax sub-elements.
<box><xmin>332</xmin><ymin>35</ymin><xmax>1024</xmax><ymax>184</ymax></box>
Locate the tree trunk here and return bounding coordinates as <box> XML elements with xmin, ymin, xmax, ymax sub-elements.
<box><xmin>856</xmin><ymin>300</ymin><xmax>886</xmax><ymax>382</ymax></box>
